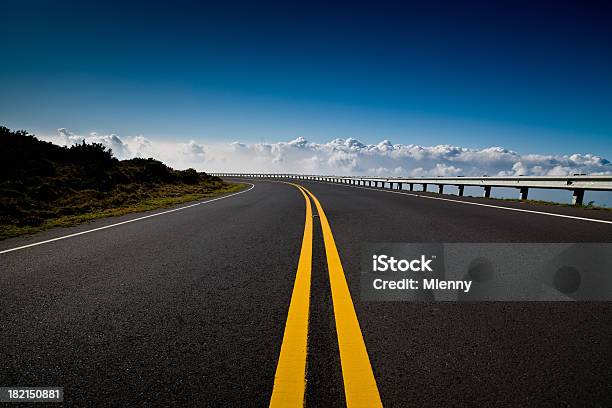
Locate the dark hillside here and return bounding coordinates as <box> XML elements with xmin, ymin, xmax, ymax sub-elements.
<box><xmin>0</xmin><ymin>126</ymin><xmax>241</xmax><ymax>239</ymax></box>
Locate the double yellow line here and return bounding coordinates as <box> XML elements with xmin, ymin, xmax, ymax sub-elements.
<box><xmin>270</xmin><ymin>184</ymin><xmax>382</xmax><ymax>408</ymax></box>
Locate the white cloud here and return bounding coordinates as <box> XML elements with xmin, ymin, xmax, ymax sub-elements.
<box><xmin>43</xmin><ymin>129</ymin><xmax>612</xmax><ymax>177</ymax></box>
<box><xmin>58</xmin><ymin>128</ymin><xmax>130</xmax><ymax>158</ymax></box>
<box><xmin>126</xmin><ymin>135</ymin><xmax>155</xmax><ymax>157</ymax></box>
<box><xmin>183</xmin><ymin>140</ymin><xmax>206</xmax><ymax>159</ymax></box>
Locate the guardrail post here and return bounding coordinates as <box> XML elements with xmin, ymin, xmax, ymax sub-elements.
<box><xmin>397</xmin><ymin>183</ymin><xmax>402</xmax><ymax>190</ymax></box>
<box><xmin>519</xmin><ymin>187</ymin><xmax>529</xmax><ymax>200</ymax></box>
<box><xmin>572</xmin><ymin>189</ymin><xmax>585</xmax><ymax>206</ymax></box>
<box><xmin>409</xmin><ymin>183</ymin><xmax>413</xmax><ymax>191</ymax></box>
<box><xmin>483</xmin><ymin>186</ymin><xmax>491</xmax><ymax>198</ymax></box>
<box><xmin>438</xmin><ymin>185</ymin><xmax>444</xmax><ymax>194</ymax></box>
<box><xmin>457</xmin><ymin>185</ymin><xmax>464</xmax><ymax>196</ymax></box>
<box><xmin>422</xmin><ymin>183</ymin><xmax>427</xmax><ymax>192</ymax></box>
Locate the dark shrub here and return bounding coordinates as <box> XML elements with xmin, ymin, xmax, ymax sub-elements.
<box><xmin>180</xmin><ymin>168</ymin><xmax>200</xmax><ymax>184</ymax></box>
<box><xmin>17</xmin><ymin>215</ymin><xmax>44</xmax><ymax>226</ymax></box>
<box><xmin>34</xmin><ymin>184</ymin><xmax>58</xmax><ymax>201</ymax></box>
<box><xmin>69</xmin><ymin>141</ymin><xmax>116</xmax><ymax>166</ymax></box>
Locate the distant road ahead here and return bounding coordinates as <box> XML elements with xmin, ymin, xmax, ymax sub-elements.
<box><xmin>1</xmin><ymin>179</ymin><xmax>611</xmax><ymax>406</ymax></box>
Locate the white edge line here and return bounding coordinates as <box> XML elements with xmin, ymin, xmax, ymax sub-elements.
<box><xmin>303</xmin><ymin>180</ymin><xmax>612</xmax><ymax>225</ymax></box>
<box><xmin>0</xmin><ymin>183</ymin><xmax>255</xmax><ymax>255</ymax></box>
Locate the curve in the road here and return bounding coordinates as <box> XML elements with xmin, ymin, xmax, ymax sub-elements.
<box><xmin>307</xmin><ymin>180</ymin><xmax>612</xmax><ymax>225</ymax></box>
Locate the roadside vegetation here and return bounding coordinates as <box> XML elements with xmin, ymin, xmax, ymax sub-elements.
<box><xmin>428</xmin><ymin>190</ymin><xmax>609</xmax><ymax>210</ymax></box>
<box><xmin>494</xmin><ymin>197</ymin><xmax>610</xmax><ymax>210</ymax></box>
<box><xmin>0</xmin><ymin>126</ymin><xmax>244</xmax><ymax>240</ymax></box>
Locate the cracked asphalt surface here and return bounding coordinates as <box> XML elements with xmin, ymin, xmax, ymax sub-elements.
<box><xmin>1</xmin><ymin>179</ymin><xmax>611</xmax><ymax>406</ymax></box>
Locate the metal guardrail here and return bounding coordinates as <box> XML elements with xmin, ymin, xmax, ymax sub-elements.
<box><xmin>209</xmin><ymin>173</ymin><xmax>612</xmax><ymax>206</ymax></box>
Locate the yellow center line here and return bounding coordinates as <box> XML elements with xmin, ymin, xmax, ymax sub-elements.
<box><xmin>270</xmin><ymin>183</ymin><xmax>313</xmax><ymax>407</ymax></box>
<box><xmin>300</xmin><ymin>185</ymin><xmax>383</xmax><ymax>408</ymax></box>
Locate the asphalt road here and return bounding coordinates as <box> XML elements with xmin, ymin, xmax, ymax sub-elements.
<box><xmin>1</xmin><ymin>179</ymin><xmax>611</xmax><ymax>407</ymax></box>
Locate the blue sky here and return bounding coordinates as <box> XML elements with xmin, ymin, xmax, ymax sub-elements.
<box><xmin>1</xmin><ymin>0</ymin><xmax>611</xmax><ymax>158</ymax></box>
